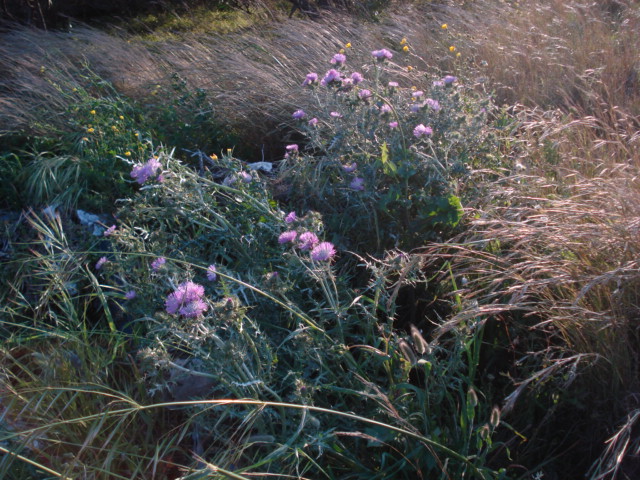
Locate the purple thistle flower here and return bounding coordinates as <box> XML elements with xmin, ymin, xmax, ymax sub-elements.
<box><xmin>240</xmin><ymin>171</ymin><xmax>253</xmax><ymax>183</ymax></box>
<box><xmin>130</xmin><ymin>157</ymin><xmax>162</xmax><ymax>185</ymax></box>
<box><xmin>343</xmin><ymin>162</ymin><xmax>357</xmax><ymax>173</ymax></box>
<box><xmin>413</xmin><ymin>124</ymin><xmax>433</xmax><ymax>138</ymax></box>
<box><xmin>103</xmin><ymin>225</ymin><xmax>116</xmax><ymax>236</ymax></box>
<box><xmin>433</xmin><ymin>80</ymin><xmax>445</xmax><ymax>87</ymax></box>
<box><xmin>350</xmin><ymin>177</ymin><xmax>365</xmax><ymax>191</ymax></box>
<box><xmin>285</xmin><ymin>211</ymin><xmax>297</xmax><ymax>223</ymax></box>
<box><xmin>298</xmin><ymin>231</ymin><xmax>319</xmax><ymax>251</ymax></box>
<box><xmin>95</xmin><ymin>256</ymin><xmax>108</xmax><ymax>270</ymax></box>
<box><xmin>207</xmin><ymin>264</ymin><xmax>217</xmax><ymax>281</ymax></box>
<box><xmin>351</xmin><ymin>72</ymin><xmax>364</xmax><ymax>84</ymax></box>
<box><xmin>310</xmin><ymin>242</ymin><xmax>336</xmax><ymax>262</ymax></box>
<box><xmin>389</xmin><ymin>121</ymin><xmax>398</xmax><ymax>129</ymax></box>
<box><xmin>330</xmin><ymin>53</ymin><xmax>346</xmax><ymax>65</ymax></box>
<box><xmin>372</xmin><ymin>49</ymin><xmax>393</xmax><ymax>60</ymax></box>
<box><xmin>278</xmin><ymin>230</ymin><xmax>298</xmax><ymax>244</ymax></box>
<box><xmin>426</xmin><ymin>98</ymin><xmax>441</xmax><ymax>111</ymax></box>
<box><xmin>388</xmin><ymin>81</ymin><xmax>399</xmax><ymax>88</ymax></box>
<box><xmin>308</xmin><ymin>117</ymin><xmax>318</xmax><ymax>127</ymax></box>
<box><xmin>379</xmin><ymin>104</ymin><xmax>392</xmax><ymax>114</ymax></box>
<box><xmin>443</xmin><ymin>75</ymin><xmax>458</xmax><ymax>85</ymax></box>
<box><xmin>412</xmin><ymin>90</ymin><xmax>424</xmax><ymax>98</ymax></box>
<box><xmin>330</xmin><ymin>111</ymin><xmax>343</xmax><ymax>118</ymax></box>
<box><xmin>151</xmin><ymin>257</ymin><xmax>166</xmax><ymax>271</ymax></box>
<box><xmin>125</xmin><ymin>290</ymin><xmax>136</xmax><ymax>300</ymax></box>
<box><xmin>156</xmin><ymin>174</ymin><xmax>165</xmax><ymax>183</ymax></box>
<box><xmin>410</xmin><ymin>104</ymin><xmax>421</xmax><ymax>113</ymax></box>
<box><xmin>292</xmin><ymin>109</ymin><xmax>306</xmax><ymax>119</ymax></box>
<box><xmin>358</xmin><ymin>89</ymin><xmax>372</xmax><ymax>101</ymax></box>
<box><xmin>302</xmin><ymin>72</ymin><xmax>318</xmax><ymax>86</ymax></box>
<box><xmin>165</xmin><ymin>281</ymin><xmax>206</xmax><ymax>316</ymax></box>
<box><xmin>286</xmin><ymin>144</ymin><xmax>299</xmax><ymax>153</ymax></box>
<box><xmin>321</xmin><ymin>69</ymin><xmax>342</xmax><ymax>86</ymax></box>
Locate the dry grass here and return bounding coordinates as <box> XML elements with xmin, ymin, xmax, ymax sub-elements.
<box><xmin>2</xmin><ymin>1</ymin><xmax>637</xmax><ymax>160</ymax></box>
<box><xmin>417</xmin><ymin>156</ymin><xmax>640</xmax><ymax>476</ymax></box>
<box><xmin>0</xmin><ymin>2</ymin><xmax>467</xmax><ymax>156</ymax></box>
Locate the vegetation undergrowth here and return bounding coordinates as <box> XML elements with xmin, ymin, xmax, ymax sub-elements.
<box><xmin>1</xmin><ymin>0</ymin><xmax>639</xmax><ymax>479</ymax></box>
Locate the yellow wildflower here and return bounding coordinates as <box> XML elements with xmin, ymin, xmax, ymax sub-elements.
<box><xmin>411</xmin><ymin>86</ymin><xmax>417</xmax><ymax>91</ymax></box>
<box><xmin>449</xmin><ymin>45</ymin><xmax>456</xmax><ymax>52</ymax></box>
<box><xmin>124</xmin><ymin>151</ymin><xmax>131</xmax><ymax>157</ymax></box>
<box><xmin>400</xmin><ymin>37</ymin><xmax>407</xmax><ymax>45</ymax></box>
<box><xmin>119</xmin><ymin>115</ymin><xmax>124</xmax><ymax>120</ymax></box>
<box><xmin>339</xmin><ymin>48</ymin><xmax>345</xmax><ymax>54</ymax></box>
<box><xmin>456</xmin><ymin>52</ymin><xmax>461</xmax><ymax>57</ymax></box>
<box><xmin>87</xmin><ymin>128</ymin><xmax>95</xmax><ymax>133</ymax></box>
<box><xmin>403</xmin><ymin>45</ymin><xmax>409</xmax><ymax>52</ymax></box>
<box><xmin>90</xmin><ymin>110</ymin><xmax>96</xmax><ymax>115</ymax></box>
<box><xmin>441</xmin><ymin>23</ymin><xmax>448</xmax><ymax>30</ymax></box>
<box><xmin>134</xmin><ymin>132</ymin><xmax>139</xmax><ymax>137</ymax></box>
<box><xmin>345</xmin><ymin>42</ymin><xmax>351</xmax><ymax>48</ymax></box>
<box><xmin>407</xmin><ymin>66</ymin><xmax>414</xmax><ymax>72</ymax></box>
<box><xmin>111</xmin><ymin>125</ymin><xmax>118</xmax><ymax>131</ymax></box>
<box><xmin>210</xmin><ymin>154</ymin><xmax>218</xmax><ymax>160</ymax></box>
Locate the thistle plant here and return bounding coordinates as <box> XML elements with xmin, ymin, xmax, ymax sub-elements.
<box><xmin>280</xmin><ymin>47</ymin><xmax>496</xmax><ymax>253</ymax></box>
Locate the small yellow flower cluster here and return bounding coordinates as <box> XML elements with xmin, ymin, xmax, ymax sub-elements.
<box><xmin>210</xmin><ymin>153</ymin><xmax>218</xmax><ymax>161</ymax></box>
<box><xmin>87</xmin><ymin>127</ymin><xmax>95</xmax><ymax>133</ymax></box>
<box><xmin>345</xmin><ymin>42</ymin><xmax>351</xmax><ymax>48</ymax></box>
<box><xmin>124</xmin><ymin>151</ymin><xmax>131</xmax><ymax>157</ymax></box>
<box><xmin>90</xmin><ymin>110</ymin><xmax>96</xmax><ymax>115</ymax></box>
<box><xmin>400</xmin><ymin>37</ymin><xmax>409</xmax><ymax>52</ymax></box>
<box><xmin>449</xmin><ymin>45</ymin><xmax>456</xmax><ymax>52</ymax></box>
<box><xmin>441</xmin><ymin>23</ymin><xmax>448</xmax><ymax>30</ymax></box>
